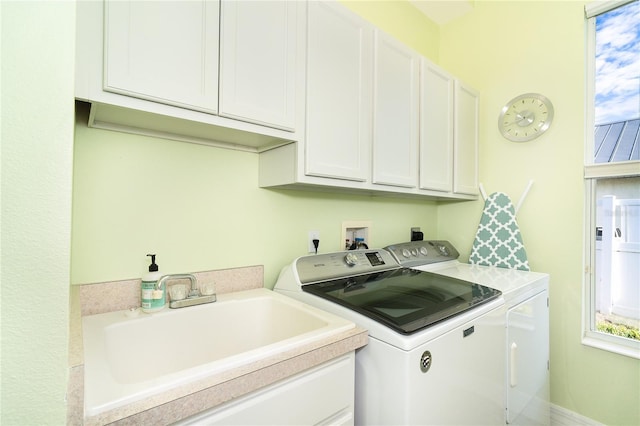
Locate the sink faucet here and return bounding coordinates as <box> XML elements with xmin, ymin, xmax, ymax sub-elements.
<box><xmin>157</xmin><ymin>273</ymin><xmax>199</xmax><ymax>297</ymax></box>
<box><xmin>157</xmin><ymin>273</ymin><xmax>216</xmax><ymax>309</ymax></box>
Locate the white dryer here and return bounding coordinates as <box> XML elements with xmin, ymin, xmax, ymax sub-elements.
<box><xmin>387</xmin><ymin>241</ymin><xmax>550</xmax><ymax>425</ymax></box>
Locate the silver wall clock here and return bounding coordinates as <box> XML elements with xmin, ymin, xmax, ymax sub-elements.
<box><xmin>498</xmin><ymin>93</ymin><xmax>554</xmax><ymax>142</ymax></box>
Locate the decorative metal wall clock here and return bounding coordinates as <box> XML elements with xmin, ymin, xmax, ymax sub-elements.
<box><xmin>498</xmin><ymin>93</ymin><xmax>554</xmax><ymax>142</ymax></box>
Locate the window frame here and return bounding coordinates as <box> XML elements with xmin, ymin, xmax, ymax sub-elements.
<box><xmin>583</xmin><ymin>0</ymin><xmax>640</xmax><ymax>359</ymax></box>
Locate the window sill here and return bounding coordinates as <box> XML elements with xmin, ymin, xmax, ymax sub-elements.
<box><xmin>582</xmin><ymin>334</ymin><xmax>640</xmax><ymax>359</ymax></box>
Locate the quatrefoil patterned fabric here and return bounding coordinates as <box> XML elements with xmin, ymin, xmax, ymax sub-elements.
<box><xmin>469</xmin><ymin>192</ymin><xmax>530</xmax><ymax>271</ymax></box>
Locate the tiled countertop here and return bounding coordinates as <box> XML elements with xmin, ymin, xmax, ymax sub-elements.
<box><xmin>67</xmin><ymin>266</ymin><xmax>368</xmax><ymax>425</ymax></box>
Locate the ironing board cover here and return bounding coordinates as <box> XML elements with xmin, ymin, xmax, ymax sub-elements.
<box><xmin>469</xmin><ymin>192</ymin><xmax>530</xmax><ymax>271</ymax></box>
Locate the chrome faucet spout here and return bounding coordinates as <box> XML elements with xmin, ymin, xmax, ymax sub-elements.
<box><xmin>157</xmin><ymin>274</ymin><xmax>200</xmax><ymax>297</ymax></box>
<box><xmin>157</xmin><ymin>273</ymin><xmax>215</xmax><ymax>309</ymax></box>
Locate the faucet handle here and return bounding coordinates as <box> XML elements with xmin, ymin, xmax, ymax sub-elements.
<box><xmin>200</xmin><ymin>281</ymin><xmax>216</xmax><ymax>296</ymax></box>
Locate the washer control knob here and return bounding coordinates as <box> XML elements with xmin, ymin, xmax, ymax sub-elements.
<box><xmin>402</xmin><ymin>249</ymin><xmax>411</xmax><ymax>258</ymax></box>
<box><xmin>436</xmin><ymin>244</ymin><xmax>450</xmax><ymax>256</ymax></box>
<box><xmin>411</xmin><ymin>248</ymin><xmax>418</xmax><ymax>257</ymax></box>
<box><xmin>344</xmin><ymin>252</ymin><xmax>359</xmax><ymax>266</ymax></box>
<box><xmin>419</xmin><ymin>247</ymin><xmax>428</xmax><ymax>256</ymax></box>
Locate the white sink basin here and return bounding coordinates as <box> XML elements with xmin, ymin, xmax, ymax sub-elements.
<box><xmin>82</xmin><ymin>288</ymin><xmax>354</xmax><ymax>417</ymax></box>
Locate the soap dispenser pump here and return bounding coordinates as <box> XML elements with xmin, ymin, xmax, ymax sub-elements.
<box><xmin>141</xmin><ymin>254</ymin><xmax>165</xmax><ymax>313</ymax></box>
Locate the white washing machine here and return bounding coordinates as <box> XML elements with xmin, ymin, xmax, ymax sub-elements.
<box><xmin>274</xmin><ymin>242</ymin><xmax>507</xmax><ymax>425</ymax></box>
<box><xmin>386</xmin><ymin>241</ymin><xmax>550</xmax><ymax>425</ymax></box>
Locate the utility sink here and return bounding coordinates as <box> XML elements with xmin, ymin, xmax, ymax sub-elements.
<box><xmin>82</xmin><ymin>288</ymin><xmax>355</xmax><ymax>417</ymax></box>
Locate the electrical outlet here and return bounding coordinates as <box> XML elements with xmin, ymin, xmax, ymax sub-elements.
<box><xmin>308</xmin><ymin>230</ymin><xmax>320</xmax><ymax>253</ymax></box>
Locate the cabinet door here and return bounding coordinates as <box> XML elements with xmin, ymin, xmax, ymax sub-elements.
<box><xmin>219</xmin><ymin>1</ymin><xmax>301</xmax><ymax>131</ymax></box>
<box><xmin>305</xmin><ymin>2</ymin><xmax>373</xmax><ymax>181</ymax></box>
<box><xmin>104</xmin><ymin>0</ymin><xmax>219</xmax><ymax>113</ymax></box>
<box><xmin>372</xmin><ymin>30</ymin><xmax>419</xmax><ymax>188</ymax></box>
<box><xmin>419</xmin><ymin>60</ymin><xmax>454</xmax><ymax>192</ymax></box>
<box><xmin>453</xmin><ymin>80</ymin><xmax>479</xmax><ymax>195</ymax></box>
<box><xmin>507</xmin><ymin>290</ymin><xmax>550</xmax><ymax>424</ymax></box>
<box><xmin>178</xmin><ymin>354</ymin><xmax>355</xmax><ymax>426</ymax></box>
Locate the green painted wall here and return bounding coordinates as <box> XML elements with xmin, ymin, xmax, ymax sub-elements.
<box><xmin>72</xmin><ymin>108</ymin><xmax>438</xmax><ymax>287</ymax></box>
<box><xmin>0</xmin><ymin>1</ymin><xmax>75</xmax><ymax>423</ymax></box>
<box><xmin>437</xmin><ymin>1</ymin><xmax>640</xmax><ymax>425</ymax></box>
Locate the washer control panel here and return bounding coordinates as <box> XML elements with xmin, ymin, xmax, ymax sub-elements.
<box><xmin>296</xmin><ymin>249</ymin><xmax>398</xmax><ymax>284</ymax></box>
<box><xmin>385</xmin><ymin>240</ymin><xmax>459</xmax><ymax>268</ymax></box>
<box><xmin>295</xmin><ymin>241</ymin><xmax>459</xmax><ymax>284</ymax></box>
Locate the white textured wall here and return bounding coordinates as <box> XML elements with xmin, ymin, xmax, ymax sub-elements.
<box><xmin>0</xmin><ymin>1</ymin><xmax>75</xmax><ymax>422</ymax></box>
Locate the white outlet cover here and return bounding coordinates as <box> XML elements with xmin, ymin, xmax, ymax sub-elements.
<box><xmin>308</xmin><ymin>230</ymin><xmax>320</xmax><ymax>253</ymax></box>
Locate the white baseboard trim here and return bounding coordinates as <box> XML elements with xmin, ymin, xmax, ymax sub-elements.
<box><xmin>551</xmin><ymin>404</ymin><xmax>603</xmax><ymax>426</ymax></box>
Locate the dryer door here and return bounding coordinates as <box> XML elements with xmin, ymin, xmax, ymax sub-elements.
<box><xmin>506</xmin><ymin>290</ymin><xmax>550</xmax><ymax>425</ymax></box>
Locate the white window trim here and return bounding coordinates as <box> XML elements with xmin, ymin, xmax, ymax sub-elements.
<box><xmin>583</xmin><ymin>180</ymin><xmax>640</xmax><ymax>359</ymax></box>
<box><xmin>582</xmin><ymin>0</ymin><xmax>640</xmax><ymax>359</ymax></box>
<box><xmin>585</xmin><ymin>0</ymin><xmax>634</xmax><ymax>18</ymax></box>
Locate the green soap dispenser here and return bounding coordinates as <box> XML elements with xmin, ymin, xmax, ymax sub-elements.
<box><xmin>141</xmin><ymin>254</ymin><xmax>165</xmax><ymax>313</ymax></box>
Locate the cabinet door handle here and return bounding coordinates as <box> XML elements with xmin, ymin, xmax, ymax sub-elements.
<box><xmin>510</xmin><ymin>342</ymin><xmax>518</xmax><ymax>387</ymax></box>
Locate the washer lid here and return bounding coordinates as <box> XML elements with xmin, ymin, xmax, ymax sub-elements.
<box><xmin>302</xmin><ymin>268</ymin><xmax>501</xmax><ymax>335</ymax></box>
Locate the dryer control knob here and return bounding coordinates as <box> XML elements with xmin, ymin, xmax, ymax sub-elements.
<box><xmin>419</xmin><ymin>247</ymin><xmax>428</xmax><ymax>256</ymax></box>
<box><xmin>402</xmin><ymin>249</ymin><xmax>411</xmax><ymax>258</ymax></box>
<box><xmin>436</xmin><ymin>244</ymin><xmax>450</xmax><ymax>256</ymax></box>
<box><xmin>344</xmin><ymin>253</ymin><xmax>359</xmax><ymax>266</ymax></box>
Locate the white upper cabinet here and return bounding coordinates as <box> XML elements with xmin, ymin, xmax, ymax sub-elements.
<box><xmin>104</xmin><ymin>1</ymin><xmax>219</xmax><ymax>113</ymax></box>
<box><xmin>372</xmin><ymin>30</ymin><xmax>420</xmax><ymax>188</ymax></box>
<box><xmin>77</xmin><ymin>0</ymin><xmax>304</xmax><ymax>151</ymax></box>
<box><xmin>219</xmin><ymin>1</ymin><xmax>302</xmax><ymax>131</ymax></box>
<box><xmin>259</xmin><ymin>1</ymin><xmax>479</xmax><ymax>200</ymax></box>
<box><xmin>420</xmin><ymin>59</ymin><xmax>454</xmax><ymax>193</ymax></box>
<box><xmin>304</xmin><ymin>1</ymin><xmax>373</xmax><ymax>181</ymax></box>
<box><xmin>420</xmin><ymin>60</ymin><xmax>479</xmax><ymax>197</ymax></box>
<box><xmin>453</xmin><ymin>80</ymin><xmax>480</xmax><ymax>195</ymax></box>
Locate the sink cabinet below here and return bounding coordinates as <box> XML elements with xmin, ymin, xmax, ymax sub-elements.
<box><xmin>177</xmin><ymin>354</ymin><xmax>355</xmax><ymax>426</ymax></box>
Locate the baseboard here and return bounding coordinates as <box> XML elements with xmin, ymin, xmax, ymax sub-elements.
<box><xmin>551</xmin><ymin>404</ymin><xmax>603</xmax><ymax>426</ymax></box>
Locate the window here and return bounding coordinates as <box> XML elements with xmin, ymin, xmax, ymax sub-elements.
<box><xmin>584</xmin><ymin>0</ymin><xmax>640</xmax><ymax>358</ymax></box>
